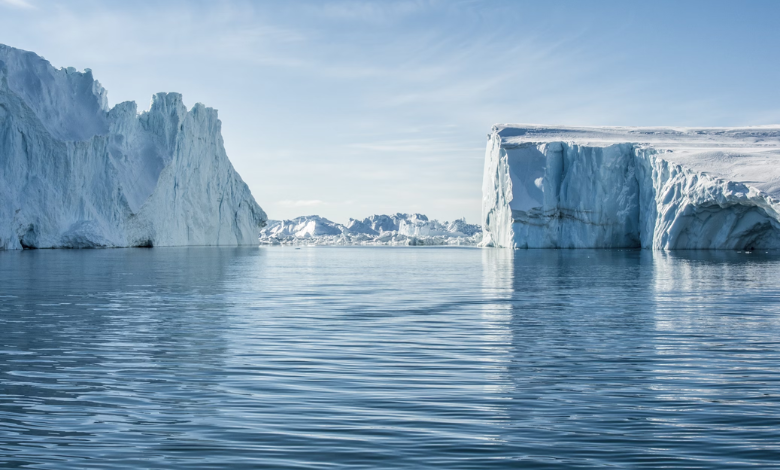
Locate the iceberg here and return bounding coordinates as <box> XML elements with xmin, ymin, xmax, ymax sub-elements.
<box><xmin>263</xmin><ymin>215</ymin><xmax>344</xmax><ymax>239</ymax></box>
<box><xmin>482</xmin><ymin>125</ymin><xmax>780</xmax><ymax>250</ymax></box>
<box><xmin>0</xmin><ymin>44</ymin><xmax>266</xmax><ymax>250</ymax></box>
<box><xmin>260</xmin><ymin>214</ymin><xmax>482</xmax><ymax>246</ymax></box>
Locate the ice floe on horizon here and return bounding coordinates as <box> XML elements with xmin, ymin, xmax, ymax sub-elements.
<box><xmin>260</xmin><ymin>213</ymin><xmax>482</xmax><ymax>246</ymax></box>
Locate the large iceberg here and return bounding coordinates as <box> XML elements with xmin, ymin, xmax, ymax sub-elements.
<box><xmin>0</xmin><ymin>45</ymin><xmax>265</xmax><ymax>249</ymax></box>
<box><xmin>260</xmin><ymin>213</ymin><xmax>482</xmax><ymax>246</ymax></box>
<box><xmin>482</xmin><ymin>125</ymin><xmax>780</xmax><ymax>250</ymax></box>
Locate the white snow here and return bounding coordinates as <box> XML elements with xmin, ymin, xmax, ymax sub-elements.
<box><xmin>260</xmin><ymin>214</ymin><xmax>482</xmax><ymax>246</ymax></box>
<box><xmin>263</xmin><ymin>215</ymin><xmax>343</xmax><ymax>239</ymax></box>
<box><xmin>482</xmin><ymin>125</ymin><xmax>780</xmax><ymax>250</ymax></box>
<box><xmin>0</xmin><ymin>44</ymin><xmax>266</xmax><ymax>249</ymax></box>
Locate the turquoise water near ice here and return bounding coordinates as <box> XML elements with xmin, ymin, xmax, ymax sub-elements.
<box><xmin>2</xmin><ymin>247</ymin><xmax>780</xmax><ymax>468</ymax></box>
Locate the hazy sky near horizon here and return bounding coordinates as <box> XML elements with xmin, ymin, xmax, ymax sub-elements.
<box><xmin>2</xmin><ymin>0</ymin><xmax>780</xmax><ymax>224</ymax></box>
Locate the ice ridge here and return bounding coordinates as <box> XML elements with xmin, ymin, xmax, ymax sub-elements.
<box><xmin>260</xmin><ymin>214</ymin><xmax>482</xmax><ymax>246</ymax></box>
<box><xmin>0</xmin><ymin>44</ymin><xmax>266</xmax><ymax>249</ymax></box>
<box><xmin>482</xmin><ymin>125</ymin><xmax>780</xmax><ymax>250</ymax></box>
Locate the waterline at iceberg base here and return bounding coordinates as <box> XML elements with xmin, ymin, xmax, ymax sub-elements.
<box><xmin>482</xmin><ymin>125</ymin><xmax>780</xmax><ymax>250</ymax></box>
<box><xmin>0</xmin><ymin>44</ymin><xmax>266</xmax><ymax>250</ymax></box>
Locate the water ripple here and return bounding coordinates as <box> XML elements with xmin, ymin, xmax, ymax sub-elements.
<box><xmin>1</xmin><ymin>247</ymin><xmax>780</xmax><ymax>468</ymax></box>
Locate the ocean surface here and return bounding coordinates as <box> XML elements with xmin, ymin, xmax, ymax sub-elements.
<box><xmin>1</xmin><ymin>247</ymin><xmax>780</xmax><ymax>469</ymax></box>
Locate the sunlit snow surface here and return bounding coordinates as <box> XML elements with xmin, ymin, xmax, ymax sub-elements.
<box><xmin>483</xmin><ymin>125</ymin><xmax>780</xmax><ymax>249</ymax></box>
<box><xmin>0</xmin><ymin>44</ymin><xmax>266</xmax><ymax>249</ymax></box>
<box><xmin>260</xmin><ymin>213</ymin><xmax>482</xmax><ymax>246</ymax></box>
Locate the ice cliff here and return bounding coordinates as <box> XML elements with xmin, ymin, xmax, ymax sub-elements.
<box><xmin>260</xmin><ymin>214</ymin><xmax>481</xmax><ymax>246</ymax></box>
<box><xmin>0</xmin><ymin>44</ymin><xmax>265</xmax><ymax>249</ymax></box>
<box><xmin>482</xmin><ymin>125</ymin><xmax>780</xmax><ymax>250</ymax></box>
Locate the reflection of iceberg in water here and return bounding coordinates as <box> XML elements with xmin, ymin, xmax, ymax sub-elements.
<box><xmin>652</xmin><ymin>251</ymin><xmax>780</xmax><ymax>335</ymax></box>
<box><xmin>479</xmin><ymin>249</ymin><xmax>515</xmax><ymax>398</ymax></box>
<box><xmin>479</xmin><ymin>250</ymin><xmax>669</xmax><ymax>463</ymax></box>
<box><xmin>485</xmin><ymin>250</ymin><xmax>780</xmax><ymax>465</ymax></box>
<box><xmin>481</xmin><ymin>248</ymin><xmax>514</xmax><ymax>320</ymax></box>
<box><xmin>650</xmin><ymin>251</ymin><xmax>780</xmax><ymax>391</ymax></box>
<box><xmin>647</xmin><ymin>251</ymin><xmax>780</xmax><ymax>463</ymax></box>
<box><xmin>3</xmin><ymin>247</ymin><xmax>243</xmax><ymax>356</ymax></box>
<box><xmin>2</xmin><ymin>248</ymin><xmax>780</xmax><ymax>466</ymax></box>
<box><xmin>0</xmin><ymin>247</ymin><xmax>254</xmax><ymax>462</ymax></box>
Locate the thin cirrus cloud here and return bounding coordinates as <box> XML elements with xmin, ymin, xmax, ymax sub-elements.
<box><xmin>6</xmin><ymin>3</ymin><xmax>307</xmax><ymax>70</ymax></box>
<box><xmin>0</xmin><ymin>0</ymin><xmax>35</xmax><ymax>8</ymax></box>
<box><xmin>277</xmin><ymin>200</ymin><xmax>326</xmax><ymax>207</ymax></box>
<box><xmin>348</xmin><ymin>139</ymin><xmax>483</xmax><ymax>154</ymax></box>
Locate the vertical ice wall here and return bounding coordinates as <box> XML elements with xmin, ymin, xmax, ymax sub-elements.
<box><xmin>0</xmin><ymin>44</ymin><xmax>266</xmax><ymax>249</ymax></box>
<box><xmin>482</xmin><ymin>126</ymin><xmax>780</xmax><ymax>250</ymax></box>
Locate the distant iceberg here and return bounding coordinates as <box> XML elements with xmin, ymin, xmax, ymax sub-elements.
<box><xmin>482</xmin><ymin>125</ymin><xmax>780</xmax><ymax>249</ymax></box>
<box><xmin>0</xmin><ymin>44</ymin><xmax>266</xmax><ymax>249</ymax></box>
<box><xmin>260</xmin><ymin>214</ymin><xmax>482</xmax><ymax>246</ymax></box>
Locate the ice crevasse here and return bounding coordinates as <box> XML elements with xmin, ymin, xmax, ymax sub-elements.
<box><xmin>482</xmin><ymin>125</ymin><xmax>780</xmax><ymax>250</ymax></box>
<box><xmin>0</xmin><ymin>44</ymin><xmax>266</xmax><ymax>250</ymax></box>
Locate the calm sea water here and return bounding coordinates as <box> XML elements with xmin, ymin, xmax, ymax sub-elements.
<box><xmin>1</xmin><ymin>247</ymin><xmax>780</xmax><ymax>468</ymax></box>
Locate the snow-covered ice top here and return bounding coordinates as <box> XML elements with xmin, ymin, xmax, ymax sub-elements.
<box><xmin>0</xmin><ymin>44</ymin><xmax>266</xmax><ymax>249</ymax></box>
<box><xmin>483</xmin><ymin>124</ymin><xmax>780</xmax><ymax>250</ymax></box>
<box><xmin>494</xmin><ymin>124</ymin><xmax>780</xmax><ymax>147</ymax></box>
<box><xmin>494</xmin><ymin>124</ymin><xmax>780</xmax><ymax>198</ymax></box>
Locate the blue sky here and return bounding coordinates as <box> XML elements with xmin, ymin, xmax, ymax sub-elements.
<box><xmin>2</xmin><ymin>0</ymin><xmax>779</xmax><ymax>223</ymax></box>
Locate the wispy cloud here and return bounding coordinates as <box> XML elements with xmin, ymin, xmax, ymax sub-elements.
<box><xmin>277</xmin><ymin>200</ymin><xmax>326</xmax><ymax>207</ymax></box>
<box><xmin>349</xmin><ymin>138</ymin><xmax>482</xmax><ymax>154</ymax></box>
<box><xmin>11</xmin><ymin>1</ymin><xmax>308</xmax><ymax>68</ymax></box>
<box><xmin>0</xmin><ymin>0</ymin><xmax>35</xmax><ymax>9</ymax></box>
<box><xmin>314</xmin><ymin>0</ymin><xmax>430</xmax><ymax>22</ymax></box>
